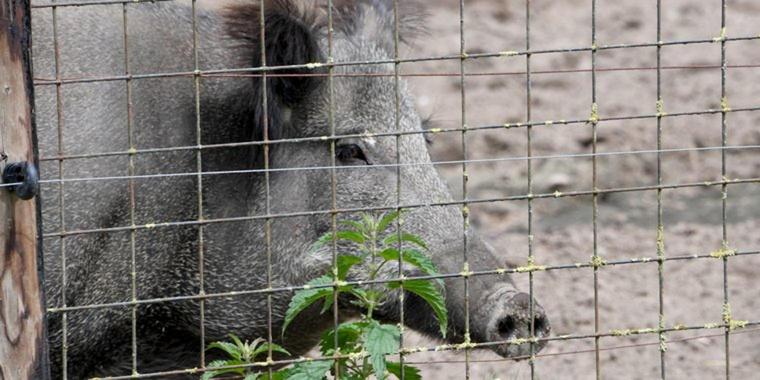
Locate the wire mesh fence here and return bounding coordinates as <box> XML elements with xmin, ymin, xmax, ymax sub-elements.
<box><xmin>26</xmin><ymin>0</ymin><xmax>760</xmax><ymax>379</ymax></box>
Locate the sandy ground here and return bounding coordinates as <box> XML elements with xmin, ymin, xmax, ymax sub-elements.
<box><xmin>396</xmin><ymin>1</ymin><xmax>760</xmax><ymax>379</ymax></box>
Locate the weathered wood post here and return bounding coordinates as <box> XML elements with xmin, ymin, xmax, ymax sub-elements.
<box><xmin>0</xmin><ymin>0</ymin><xmax>50</xmax><ymax>379</ymax></box>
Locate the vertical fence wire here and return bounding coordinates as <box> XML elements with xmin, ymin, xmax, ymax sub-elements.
<box><xmin>655</xmin><ymin>0</ymin><xmax>666</xmax><ymax>378</ymax></box>
<box><xmin>524</xmin><ymin>1</ymin><xmax>536</xmax><ymax>379</ymax></box>
<box><xmin>590</xmin><ymin>0</ymin><xmax>601</xmax><ymax>379</ymax></box>
<box><xmin>120</xmin><ymin>2</ymin><xmax>139</xmax><ymax>375</ymax></box>
<box><xmin>325</xmin><ymin>1</ymin><xmax>342</xmax><ymax>378</ymax></box>
<box><xmin>457</xmin><ymin>0</ymin><xmax>471</xmax><ymax>378</ymax></box>
<box><xmin>719</xmin><ymin>0</ymin><xmax>730</xmax><ymax>378</ymax></box>
<box><xmin>391</xmin><ymin>0</ymin><xmax>406</xmax><ymax>379</ymax></box>
<box><xmin>190</xmin><ymin>0</ymin><xmax>207</xmax><ymax>370</ymax></box>
<box><xmin>50</xmin><ymin>0</ymin><xmax>68</xmax><ymax>378</ymax></box>
<box><xmin>256</xmin><ymin>1</ymin><xmax>277</xmax><ymax>378</ymax></box>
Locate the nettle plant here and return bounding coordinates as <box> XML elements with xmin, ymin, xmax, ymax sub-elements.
<box><xmin>205</xmin><ymin>211</ymin><xmax>447</xmax><ymax>380</ymax></box>
<box><xmin>202</xmin><ymin>335</ymin><xmax>289</xmax><ymax>380</ymax></box>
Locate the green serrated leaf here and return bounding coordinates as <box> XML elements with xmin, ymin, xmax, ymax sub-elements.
<box><xmin>386</xmin><ymin>361</ymin><xmax>422</xmax><ymax>380</ymax></box>
<box><xmin>320</xmin><ymin>280</ymin><xmax>360</xmax><ymax>315</ymax></box>
<box><xmin>201</xmin><ymin>360</ymin><xmax>230</xmax><ymax>380</ymax></box>
<box><xmin>319</xmin><ymin>294</ymin><xmax>335</xmax><ymax>315</ymax></box>
<box><xmin>320</xmin><ymin>321</ymin><xmax>367</xmax><ymax>355</ymax></box>
<box><xmin>400</xmin><ymin>249</ymin><xmax>438</xmax><ymax>276</ymax></box>
<box><xmin>205</xmin><ymin>359</ymin><xmax>230</xmax><ymax>369</ymax></box>
<box><xmin>339</xmin><ymin>219</ymin><xmax>366</xmax><ymax>232</ymax></box>
<box><xmin>383</xmin><ymin>233</ymin><xmax>428</xmax><ymax>250</ymax></box>
<box><xmin>389</xmin><ymin>279</ymin><xmax>448</xmax><ymax>338</ymax></box>
<box><xmin>269</xmin><ymin>368</ymin><xmax>292</xmax><ymax>380</ymax></box>
<box><xmin>309</xmin><ymin>231</ymin><xmax>366</xmax><ymax>254</ymax></box>
<box><xmin>283</xmin><ymin>275</ymin><xmax>334</xmax><ymax>335</ymax></box>
<box><xmin>364</xmin><ymin>322</ymin><xmax>401</xmax><ymax>380</ymax></box>
<box><xmin>206</xmin><ymin>341</ymin><xmax>242</xmax><ymax>361</ymax></box>
<box><xmin>348</xmin><ymin>287</ymin><xmax>369</xmax><ymax>306</ymax></box>
<box><xmin>286</xmin><ymin>359</ymin><xmax>334</xmax><ymax>380</ymax></box>
<box><xmin>378</xmin><ymin>248</ymin><xmax>400</xmax><ymax>261</ymax></box>
<box><xmin>242</xmin><ymin>338</ymin><xmax>266</xmax><ymax>361</ymax></box>
<box><xmin>229</xmin><ymin>334</ymin><xmax>245</xmax><ymax>351</ymax></box>
<box><xmin>337</xmin><ymin>255</ymin><xmax>363</xmax><ymax>280</ymax></box>
<box><xmin>378</xmin><ymin>248</ymin><xmax>441</xmax><ymax>286</ymax></box>
<box><xmin>202</xmin><ymin>359</ymin><xmax>246</xmax><ymax>379</ymax></box>
<box><xmin>251</xmin><ymin>342</ymin><xmax>290</xmax><ymax>360</ymax></box>
<box><xmin>376</xmin><ymin>210</ymin><xmax>401</xmax><ymax>233</ymax></box>
<box><xmin>337</xmin><ymin>230</ymin><xmax>366</xmax><ymax>245</ymax></box>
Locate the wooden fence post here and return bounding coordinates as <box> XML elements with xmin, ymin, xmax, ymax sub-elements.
<box><xmin>0</xmin><ymin>0</ymin><xmax>50</xmax><ymax>379</ymax></box>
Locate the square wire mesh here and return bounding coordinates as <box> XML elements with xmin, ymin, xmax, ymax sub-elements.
<box><xmin>27</xmin><ymin>0</ymin><xmax>760</xmax><ymax>379</ymax></box>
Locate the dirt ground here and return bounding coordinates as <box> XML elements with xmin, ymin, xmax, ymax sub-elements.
<box><xmin>395</xmin><ymin>0</ymin><xmax>760</xmax><ymax>379</ymax></box>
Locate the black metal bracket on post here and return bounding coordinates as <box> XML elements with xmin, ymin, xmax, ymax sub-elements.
<box><xmin>2</xmin><ymin>161</ymin><xmax>39</xmax><ymax>200</ymax></box>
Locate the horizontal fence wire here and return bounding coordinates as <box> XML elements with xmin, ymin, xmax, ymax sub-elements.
<box><xmin>35</xmin><ymin>176</ymin><xmax>760</xmax><ymax>238</ymax></box>
<box><xmin>70</xmin><ymin>323</ymin><xmax>760</xmax><ymax>380</ymax></box>
<box><xmin>20</xmin><ymin>145</ymin><xmax>760</xmax><ymax>190</ymax></box>
<box><xmin>33</xmin><ymin>63</ymin><xmax>760</xmax><ymax>85</ymax></box>
<box><xmin>29</xmin><ymin>36</ymin><xmax>760</xmax><ymax>86</ymax></box>
<box><xmin>31</xmin><ymin>0</ymin><xmax>175</xmax><ymax>8</ymax></box>
<box><xmin>33</xmin><ymin>104</ymin><xmax>760</xmax><ymax>162</ymax></box>
<box><xmin>45</xmin><ymin>247</ymin><xmax>760</xmax><ymax>313</ymax></box>
<box><xmin>28</xmin><ymin>0</ymin><xmax>760</xmax><ymax>379</ymax></box>
<box><xmin>34</xmin><ymin>175</ymin><xmax>760</xmax><ymax>240</ymax></box>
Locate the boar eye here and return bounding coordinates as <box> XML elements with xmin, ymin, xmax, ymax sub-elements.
<box><xmin>336</xmin><ymin>143</ymin><xmax>370</xmax><ymax>165</ymax></box>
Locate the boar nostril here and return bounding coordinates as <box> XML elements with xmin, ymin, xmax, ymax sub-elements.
<box><xmin>497</xmin><ymin>316</ymin><xmax>517</xmax><ymax>338</ymax></box>
<box><xmin>533</xmin><ymin>315</ymin><xmax>548</xmax><ymax>335</ymax></box>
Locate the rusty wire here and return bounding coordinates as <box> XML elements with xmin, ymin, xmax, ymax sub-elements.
<box><xmin>30</xmin><ymin>172</ymin><xmax>760</xmax><ymax>240</ymax></box>
<box><xmin>28</xmin><ymin>0</ymin><xmax>760</xmax><ymax>379</ymax></box>
<box><xmin>44</xmin><ymin>244</ymin><xmax>760</xmax><ymax>314</ymax></box>
<box><xmin>28</xmin><ymin>35</ymin><xmax>760</xmax><ymax>87</ymax></box>
<box><xmin>590</xmin><ymin>1</ymin><xmax>601</xmax><ymax>377</ymax></box>
<box><xmin>93</xmin><ymin>325</ymin><xmax>760</xmax><ymax>379</ymax></box>
<box><xmin>457</xmin><ymin>0</ymin><xmax>472</xmax><ymax>377</ymax></box>
<box><xmin>79</xmin><ymin>323</ymin><xmax>760</xmax><ymax>379</ymax></box>
<box><xmin>525</xmin><ymin>0</ymin><xmax>536</xmax><ymax>378</ymax></box>
<box><xmin>120</xmin><ymin>2</ymin><xmax>139</xmax><ymax>375</ymax></box>
<box><xmin>655</xmin><ymin>0</ymin><xmax>666</xmax><ymax>376</ymax></box>
<box><xmin>48</xmin><ymin>0</ymin><xmax>69</xmax><ymax>377</ymax></box>
<box><xmin>391</xmin><ymin>0</ymin><xmax>408</xmax><ymax>377</ymax></box>
<box><xmin>31</xmin><ymin>0</ymin><xmax>175</xmax><ymax>8</ymax></box>
<box><xmin>28</xmin><ymin>103</ymin><xmax>760</xmax><ymax>163</ymax></box>
<box><xmin>6</xmin><ymin>143</ymin><xmax>758</xmax><ymax>194</ymax></box>
<box><xmin>30</xmin><ymin>62</ymin><xmax>760</xmax><ymax>86</ymax></box>
<box><xmin>719</xmin><ymin>0</ymin><xmax>732</xmax><ymax>377</ymax></box>
<box><xmin>405</xmin><ymin>325</ymin><xmax>760</xmax><ymax>366</ymax></box>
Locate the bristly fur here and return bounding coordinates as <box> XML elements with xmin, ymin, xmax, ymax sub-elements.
<box><xmin>222</xmin><ymin>0</ymin><xmax>426</xmax><ymax>160</ymax></box>
<box><xmin>330</xmin><ymin>0</ymin><xmax>428</xmax><ymax>49</ymax></box>
<box><xmin>36</xmin><ymin>1</ymin><xmax>549</xmax><ymax>376</ymax></box>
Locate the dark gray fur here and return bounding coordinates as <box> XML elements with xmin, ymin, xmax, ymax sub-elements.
<box><xmin>32</xmin><ymin>1</ymin><xmax>550</xmax><ymax>378</ymax></box>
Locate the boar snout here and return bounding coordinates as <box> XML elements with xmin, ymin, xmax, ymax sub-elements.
<box><xmin>476</xmin><ymin>286</ymin><xmax>551</xmax><ymax>358</ymax></box>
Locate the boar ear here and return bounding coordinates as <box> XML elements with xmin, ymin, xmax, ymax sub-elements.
<box><xmin>224</xmin><ymin>1</ymin><xmax>323</xmax><ymax>141</ymax></box>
